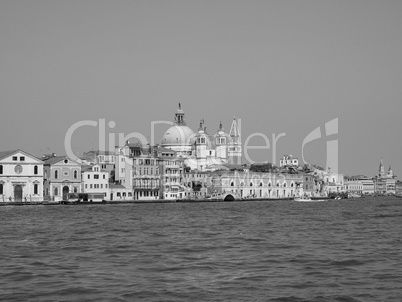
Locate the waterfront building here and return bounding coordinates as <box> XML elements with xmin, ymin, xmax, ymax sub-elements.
<box><xmin>344</xmin><ymin>176</ymin><xmax>364</xmax><ymax>196</ymax></box>
<box><xmin>396</xmin><ymin>180</ymin><xmax>402</xmax><ymax>196</ymax></box>
<box><xmin>114</xmin><ymin>143</ymin><xmax>134</xmax><ymax>192</ymax></box>
<box><xmin>132</xmin><ymin>146</ymin><xmax>161</xmax><ymax>200</ymax></box>
<box><xmin>182</xmin><ymin>170</ymin><xmax>211</xmax><ymax>199</ymax></box>
<box><xmin>43</xmin><ymin>155</ymin><xmax>81</xmax><ymax>202</ymax></box>
<box><xmin>158</xmin><ymin>149</ymin><xmax>186</xmax><ymax>200</ymax></box>
<box><xmin>161</xmin><ymin>104</ymin><xmax>242</xmax><ymax>171</ymax></box>
<box><xmin>81</xmin><ymin>164</ymin><xmax>109</xmax><ymax>198</ymax></box>
<box><xmin>210</xmin><ymin>170</ymin><xmax>303</xmax><ymax>200</ymax></box>
<box><xmin>373</xmin><ymin>159</ymin><xmax>396</xmax><ymax>195</ymax></box>
<box><xmin>302</xmin><ymin>174</ymin><xmax>321</xmax><ymax>197</ymax></box>
<box><xmin>0</xmin><ymin>150</ymin><xmax>44</xmax><ymax>202</ymax></box>
<box><xmin>352</xmin><ymin>176</ymin><xmax>375</xmax><ymax>195</ymax></box>
<box><xmin>115</xmin><ymin>142</ymin><xmax>186</xmax><ymax>200</ymax></box>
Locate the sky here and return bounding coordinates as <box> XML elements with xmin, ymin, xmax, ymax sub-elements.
<box><xmin>1</xmin><ymin>0</ymin><xmax>401</xmax><ymax>178</ymax></box>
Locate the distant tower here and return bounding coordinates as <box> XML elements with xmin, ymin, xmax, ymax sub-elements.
<box><xmin>379</xmin><ymin>158</ymin><xmax>385</xmax><ymax>178</ymax></box>
<box><xmin>387</xmin><ymin>165</ymin><xmax>393</xmax><ymax>178</ymax></box>
<box><xmin>194</xmin><ymin>119</ymin><xmax>209</xmax><ymax>170</ymax></box>
<box><xmin>228</xmin><ymin>117</ymin><xmax>242</xmax><ymax>165</ymax></box>
<box><xmin>215</xmin><ymin>121</ymin><xmax>228</xmax><ymax>160</ymax></box>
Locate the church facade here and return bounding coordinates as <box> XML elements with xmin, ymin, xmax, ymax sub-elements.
<box><xmin>161</xmin><ymin>104</ymin><xmax>242</xmax><ymax>171</ymax></box>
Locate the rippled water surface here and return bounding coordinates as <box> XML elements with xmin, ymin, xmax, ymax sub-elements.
<box><xmin>1</xmin><ymin>197</ymin><xmax>402</xmax><ymax>301</ymax></box>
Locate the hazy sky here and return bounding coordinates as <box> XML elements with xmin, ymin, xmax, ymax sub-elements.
<box><xmin>1</xmin><ymin>0</ymin><xmax>401</xmax><ymax>177</ymax></box>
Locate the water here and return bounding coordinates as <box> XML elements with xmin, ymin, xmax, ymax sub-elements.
<box><xmin>1</xmin><ymin>197</ymin><xmax>401</xmax><ymax>301</ymax></box>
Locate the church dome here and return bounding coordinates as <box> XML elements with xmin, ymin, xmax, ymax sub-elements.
<box><xmin>162</xmin><ymin>125</ymin><xmax>194</xmax><ymax>146</ymax></box>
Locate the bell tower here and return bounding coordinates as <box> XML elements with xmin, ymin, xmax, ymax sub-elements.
<box><xmin>379</xmin><ymin>158</ymin><xmax>385</xmax><ymax>178</ymax></box>
<box><xmin>228</xmin><ymin>117</ymin><xmax>242</xmax><ymax>165</ymax></box>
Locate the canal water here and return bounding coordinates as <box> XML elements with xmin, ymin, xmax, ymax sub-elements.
<box><xmin>0</xmin><ymin>197</ymin><xmax>401</xmax><ymax>301</ymax></box>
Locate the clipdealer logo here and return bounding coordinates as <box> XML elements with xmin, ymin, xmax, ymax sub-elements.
<box><xmin>64</xmin><ymin>117</ymin><xmax>338</xmax><ymax>171</ymax></box>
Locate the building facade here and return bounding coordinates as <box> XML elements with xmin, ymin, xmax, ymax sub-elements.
<box><xmin>81</xmin><ymin>164</ymin><xmax>110</xmax><ymax>198</ymax></box>
<box><xmin>0</xmin><ymin>150</ymin><xmax>44</xmax><ymax>202</ymax></box>
<box><xmin>43</xmin><ymin>155</ymin><xmax>81</xmax><ymax>202</ymax></box>
<box><xmin>344</xmin><ymin>176</ymin><xmax>364</xmax><ymax>196</ymax></box>
<box><xmin>374</xmin><ymin>159</ymin><xmax>396</xmax><ymax>195</ymax></box>
<box><xmin>210</xmin><ymin>170</ymin><xmax>303</xmax><ymax>200</ymax></box>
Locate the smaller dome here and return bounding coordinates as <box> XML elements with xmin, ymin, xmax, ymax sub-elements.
<box><xmin>162</xmin><ymin>125</ymin><xmax>194</xmax><ymax>146</ymax></box>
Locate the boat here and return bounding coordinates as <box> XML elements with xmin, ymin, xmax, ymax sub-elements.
<box><xmin>294</xmin><ymin>196</ymin><xmax>324</xmax><ymax>202</ymax></box>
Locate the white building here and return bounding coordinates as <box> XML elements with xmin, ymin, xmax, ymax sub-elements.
<box><xmin>344</xmin><ymin>176</ymin><xmax>364</xmax><ymax>196</ymax></box>
<box><xmin>0</xmin><ymin>150</ymin><xmax>44</xmax><ymax>202</ymax></box>
<box><xmin>81</xmin><ymin>165</ymin><xmax>110</xmax><ymax>198</ymax></box>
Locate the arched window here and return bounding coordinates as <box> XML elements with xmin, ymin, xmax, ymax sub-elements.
<box><xmin>55</xmin><ymin>170</ymin><xmax>58</xmax><ymax>179</ymax></box>
<box><xmin>283</xmin><ymin>183</ymin><xmax>286</xmax><ymax>187</ymax></box>
<box><xmin>231</xmin><ymin>182</ymin><xmax>234</xmax><ymax>187</ymax></box>
<box><xmin>34</xmin><ymin>165</ymin><xmax>38</xmax><ymax>175</ymax></box>
<box><xmin>268</xmin><ymin>182</ymin><xmax>271</xmax><ymax>187</ymax></box>
<box><xmin>291</xmin><ymin>183</ymin><xmax>294</xmax><ymax>187</ymax></box>
<box><xmin>260</xmin><ymin>182</ymin><xmax>263</xmax><ymax>187</ymax></box>
<box><xmin>34</xmin><ymin>184</ymin><xmax>38</xmax><ymax>194</ymax></box>
<box><xmin>250</xmin><ymin>182</ymin><xmax>253</xmax><ymax>187</ymax></box>
<box><xmin>74</xmin><ymin>170</ymin><xmax>78</xmax><ymax>179</ymax></box>
<box><xmin>0</xmin><ymin>183</ymin><xmax>3</xmax><ymax>194</ymax></box>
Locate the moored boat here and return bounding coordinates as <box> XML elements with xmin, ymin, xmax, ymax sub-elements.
<box><xmin>294</xmin><ymin>196</ymin><xmax>324</xmax><ymax>202</ymax></box>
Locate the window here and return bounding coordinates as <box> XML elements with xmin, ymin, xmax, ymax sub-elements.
<box><xmin>20</xmin><ymin>156</ymin><xmax>25</xmax><ymax>161</ymax></box>
<box><xmin>34</xmin><ymin>165</ymin><xmax>38</xmax><ymax>175</ymax></box>
<box><xmin>0</xmin><ymin>165</ymin><xmax>2</xmax><ymax>174</ymax></box>
<box><xmin>64</xmin><ymin>159</ymin><xmax>68</xmax><ymax>164</ymax></box>
<box><xmin>54</xmin><ymin>187</ymin><xmax>58</xmax><ymax>196</ymax></box>
<box><xmin>74</xmin><ymin>170</ymin><xmax>78</xmax><ymax>179</ymax></box>
<box><xmin>90</xmin><ymin>184</ymin><xmax>93</xmax><ymax>189</ymax></box>
<box><xmin>101</xmin><ymin>184</ymin><xmax>103</xmax><ymax>188</ymax></box>
<box><xmin>103</xmin><ymin>175</ymin><xmax>105</xmax><ymax>179</ymax></box>
<box><xmin>55</xmin><ymin>170</ymin><xmax>58</xmax><ymax>179</ymax></box>
<box><xmin>74</xmin><ymin>187</ymin><xmax>78</xmax><ymax>193</ymax></box>
<box><xmin>105</xmin><ymin>184</ymin><xmax>108</xmax><ymax>188</ymax></box>
<box><xmin>34</xmin><ymin>184</ymin><xmax>38</xmax><ymax>194</ymax></box>
<box><xmin>85</xmin><ymin>184</ymin><xmax>88</xmax><ymax>189</ymax></box>
<box><xmin>88</xmin><ymin>175</ymin><xmax>90</xmax><ymax>179</ymax></box>
<box><xmin>0</xmin><ymin>183</ymin><xmax>3</xmax><ymax>194</ymax></box>
<box><xmin>12</xmin><ymin>156</ymin><xmax>17</xmax><ymax>161</ymax></box>
<box><xmin>94</xmin><ymin>174</ymin><xmax>99</xmax><ymax>179</ymax></box>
